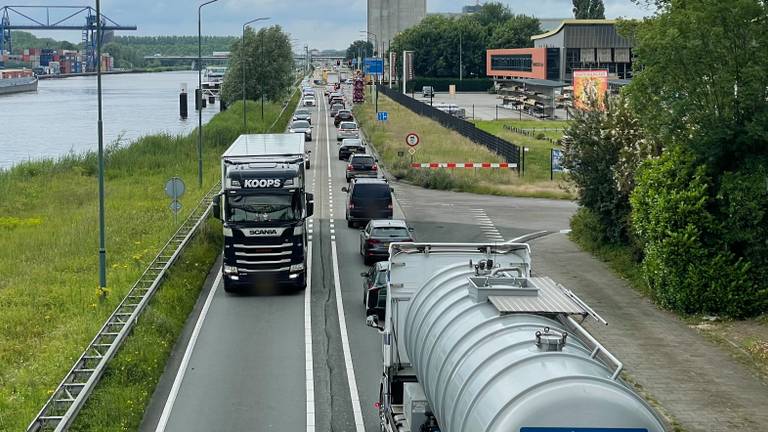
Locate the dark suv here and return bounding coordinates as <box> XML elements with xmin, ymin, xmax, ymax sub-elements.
<box><xmin>342</xmin><ymin>179</ymin><xmax>393</xmax><ymax>228</ymax></box>
<box><xmin>359</xmin><ymin>219</ymin><xmax>414</xmax><ymax>264</ymax></box>
<box><xmin>334</xmin><ymin>109</ymin><xmax>354</xmax><ymax>127</ymax></box>
<box><xmin>346</xmin><ymin>154</ymin><xmax>378</xmax><ymax>182</ymax></box>
<box><xmin>338</xmin><ymin>138</ymin><xmax>366</xmax><ymax>160</ymax></box>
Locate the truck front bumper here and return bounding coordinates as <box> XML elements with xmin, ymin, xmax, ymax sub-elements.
<box><xmin>223</xmin><ymin>268</ymin><xmax>306</xmax><ymax>291</ymax></box>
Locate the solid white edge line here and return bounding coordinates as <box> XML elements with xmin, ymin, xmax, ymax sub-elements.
<box><xmin>305</xmin><ymin>239</ymin><xmax>315</xmax><ymax>432</ymax></box>
<box><xmin>154</xmin><ymin>268</ymin><xmax>222</xmax><ymax>432</ymax></box>
<box><xmin>323</xmin><ymin>92</ymin><xmax>366</xmax><ymax>432</ymax></box>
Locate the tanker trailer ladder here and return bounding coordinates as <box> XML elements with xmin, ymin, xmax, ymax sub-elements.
<box><xmin>26</xmin><ymin>183</ymin><xmax>221</xmax><ymax>432</ymax></box>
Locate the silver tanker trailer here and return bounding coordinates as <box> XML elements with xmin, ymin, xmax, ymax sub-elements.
<box><xmin>367</xmin><ymin>242</ymin><xmax>667</xmax><ymax>432</ymax></box>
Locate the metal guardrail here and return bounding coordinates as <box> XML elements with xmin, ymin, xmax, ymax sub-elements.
<box><xmin>376</xmin><ymin>85</ymin><xmax>521</xmax><ymax>166</ymax></box>
<box><xmin>27</xmin><ymin>183</ymin><xmax>220</xmax><ymax>432</ymax></box>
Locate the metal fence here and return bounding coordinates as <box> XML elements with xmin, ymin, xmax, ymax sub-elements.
<box><xmin>376</xmin><ymin>85</ymin><xmax>520</xmax><ymax>166</ymax></box>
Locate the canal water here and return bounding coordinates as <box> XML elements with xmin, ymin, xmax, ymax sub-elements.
<box><xmin>0</xmin><ymin>70</ymin><xmax>219</xmax><ymax>170</ymax></box>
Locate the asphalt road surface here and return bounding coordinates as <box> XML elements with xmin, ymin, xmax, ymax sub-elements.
<box><xmin>141</xmin><ymin>77</ymin><xmax>575</xmax><ymax>432</ymax></box>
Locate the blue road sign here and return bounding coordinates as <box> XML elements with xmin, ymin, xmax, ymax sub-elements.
<box><xmin>364</xmin><ymin>57</ymin><xmax>384</xmax><ymax>75</ymax></box>
<box><xmin>377</xmin><ymin>111</ymin><xmax>388</xmax><ymax>121</ymax></box>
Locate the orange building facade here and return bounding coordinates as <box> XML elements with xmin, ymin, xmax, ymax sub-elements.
<box><xmin>486</xmin><ymin>48</ymin><xmax>550</xmax><ymax>80</ymax></box>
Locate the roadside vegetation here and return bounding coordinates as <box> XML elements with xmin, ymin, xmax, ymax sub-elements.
<box><xmin>355</xmin><ymin>92</ymin><xmax>573</xmax><ymax>199</ymax></box>
<box><xmin>563</xmin><ymin>0</ymin><xmax>767</xmax><ymax>371</ymax></box>
<box><xmin>0</xmin><ymin>90</ymin><xmax>299</xmax><ymax>430</ymax></box>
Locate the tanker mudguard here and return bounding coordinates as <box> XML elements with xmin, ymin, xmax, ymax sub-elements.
<box><xmin>376</xmin><ymin>243</ymin><xmax>667</xmax><ymax>432</ymax></box>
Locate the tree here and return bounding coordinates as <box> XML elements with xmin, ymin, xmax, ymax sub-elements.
<box><xmin>345</xmin><ymin>40</ymin><xmax>373</xmax><ymax>61</ymax></box>
<box><xmin>487</xmin><ymin>14</ymin><xmax>542</xmax><ymax>49</ymax></box>
<box><xmin>220</xmin><ymin>25</ymin><xmax>295</xmax><ymax>105</ymax></box>
<box><xmin>572</xmin><ymin>0</ymin><xmax>606</xmax><ymax>19</ymax></box>
<box><xmin>474</xmin><ymin>2</ymin><xmax>512</xmax><ymax>28</ymax></box>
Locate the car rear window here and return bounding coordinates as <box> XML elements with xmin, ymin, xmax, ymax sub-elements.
<box><xmin>292</xmin><ymin>121</ymin><xmax>310</xmax><ymax>128</ymax></box>
<box><xmin>372</xmin><ymin>227</ymin><xmax>409</xmax><ymax>238</ymax></box>
<box><xmin>351</xmin><ymin>156</ymin><xmax>374</xmax><ymax>166</ymax></box>
<box><xmin>352</xmin><ymin>184</ymin><xmax>391</xmax><ymax>199</ymax></box>
<box><xmin>341</xmin><ymin>123</ymin><xmax>357</xmax><ymax>130</ymax></box>
<box><xmin>375</xmin><ymin>270</ymin><xmax>388</xmax><ymax>285</ymax></box>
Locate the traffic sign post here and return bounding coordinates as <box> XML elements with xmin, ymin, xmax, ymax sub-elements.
<box><xmin>406</xmin><ymin>132</ymin><xmax>420</xmax><ymax>147</ymax></box>
<box><xmin>164</xmin><ymin>177</ymin><xmax>186</xmax><ymax>224</ymax></box>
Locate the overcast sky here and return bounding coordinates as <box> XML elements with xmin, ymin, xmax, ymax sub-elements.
<box><xmin>19</xmin><ymin>0</ymin><xmax>653</xmax><ymax>51</ymax></box>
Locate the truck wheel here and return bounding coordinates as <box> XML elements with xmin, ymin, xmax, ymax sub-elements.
<box><xmin>305</xmin><ymin>161</ymin><xmax>311</xmax><ymax>169</ymax></box>
<box><xmin>348</xmin><ymin>219</ymin><xmax>354</xmax><ymax>228</ymax></box>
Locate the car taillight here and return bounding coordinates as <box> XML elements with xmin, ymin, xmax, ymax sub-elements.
<box><xmin>387</xmin><ymin>203</ymin><xmax>393</xmax><ymax>209</ymax></box>
<box><xmin>367</xmin><ymin>238</ymin><xmax>380</xmax><ymax>244</ymax></box>
<box><xmin>372</xmin><ymin>164</ymin><xmax>378</xmax><ymax>171</ymax></box>
<box><xmin>349</xmin><ymin>203</ymin><xmax>354</xmax><ymax>209</ymax></box>
<box><xmin>347</xmin><ymin>164</ymin><xmax>352</xmax><ymax>171</ymax></box>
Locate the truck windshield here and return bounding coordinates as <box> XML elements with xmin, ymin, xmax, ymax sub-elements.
<box><xmin>226</xmin><ymin>192</ymin><xmax>301</xmax><ymax>223</ymax></box>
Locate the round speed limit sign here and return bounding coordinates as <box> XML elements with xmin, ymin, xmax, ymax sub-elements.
<box><xmin>405</xmin><ymin>132</ymin><xmax>420</xmax><ymax>147</ymax></box>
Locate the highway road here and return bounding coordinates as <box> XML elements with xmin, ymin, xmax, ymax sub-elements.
<box><xmin>141</xmin><ymin>78</ymin><xmax>575</xmax><ymax>432</ymax></box>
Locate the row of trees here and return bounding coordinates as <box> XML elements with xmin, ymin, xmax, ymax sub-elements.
<box><xmin>387</xmin><ymin>2</ymin><xmax>542</xmax><ymax>78</ymax></box>
<box><xmin>220</xmin><ymin>25</ymin><xmax>295</xmax><ymax>105</ymax></box>
<box><xmin>564</xmin><ymin>0</ymin><xmax>768</xmax><ymax>318</ymax></box>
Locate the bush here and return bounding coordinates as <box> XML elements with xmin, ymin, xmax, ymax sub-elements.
<box><xmin>631</xmin><ymin>149</ymin><xmax>767</xmax><ymax>317</ymax></box>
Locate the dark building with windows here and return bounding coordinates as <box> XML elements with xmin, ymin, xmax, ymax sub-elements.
<box><xmin>487</xmin><ymin>19</ymin><xmax>634</xmax><ymax>83</ymax></box>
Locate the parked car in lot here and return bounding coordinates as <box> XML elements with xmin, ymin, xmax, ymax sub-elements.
<box><xmin>334</xmin><ymin>109</ymin><xmax>354</xmax><ymax>127</ymax></box>
<box><xmin>302</xmin><ymin>96</ymin><xmax>316</xmax><ymax>107</ymax></box>
<box><xmin>338</xmin><ymin>138</ymin><xmax>366</xmax><ymax>160</ymax></box>
<box><xmin>361</xmin><ymin>261</ymin><xmax>389</xmax><ymax>319</ymax></box>
<box><xmin>422</xmin><ymin>85</ymin><xmax>434</xmax><ymax>98</ymax></box>
<box><xmin>337</xmin><ymin>121</ymin><xmax>360</xmax><ymax>141</ymax></box>
<box><xmin>293</xmin><ymin>108</ymin><xmax>312</xmax><ymax>124</ymax></box>
<box><xmin>342</xmin><ymin>178</ymin><xmax>393</xmax><ymax>228</ymax></box>
<box><xmin>289</xmin><ymin>119</ymin><xmax>313</xmax><ymax>141</ymax></box>
<box><xmin>359</xmin><ymin>219</ymin><xmax>414</xmax><ymax>265</ymax></box>
<box><xmin>346</xmin><ymin>154</ymin><xmax>378</xmax><ymax>182</ymax></box>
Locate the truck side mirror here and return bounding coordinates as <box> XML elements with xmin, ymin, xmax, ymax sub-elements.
<box><xmin>366</xmin><ymin>315</ymin><xmax>383</xmax><ymax>331</ymax></box>
<box><xmin>211</xmin><ymin>194</ymin><xmax>222</xmax><ymax>221</ymax></box>
<box><xmin>306</xmin><ymin>193</ymin><xmax>314</xmax><ymax>217</ymax></box>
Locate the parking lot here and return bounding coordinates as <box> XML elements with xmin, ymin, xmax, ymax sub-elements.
<box><xmin>403</xmin><ymin>89</ymin><xmax>570</xmax><ymax>121</ymax></box>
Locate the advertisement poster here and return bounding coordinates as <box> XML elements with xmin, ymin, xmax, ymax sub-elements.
<box><xmin>573</xmin><ymin>69</ymin><xmax>608</xmax><ymax>111</ymax></box>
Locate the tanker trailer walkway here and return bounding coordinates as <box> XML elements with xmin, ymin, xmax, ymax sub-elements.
<box><xmin>530</xmin><ymin>233</ymin><xmax>768</xmax><ymax>432</ymax></box>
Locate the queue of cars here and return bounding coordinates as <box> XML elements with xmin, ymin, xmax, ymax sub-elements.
<box><xmin>300</xmin><ymin>77</ymin><xmax>411</xmax><ymax>319</ymax></box>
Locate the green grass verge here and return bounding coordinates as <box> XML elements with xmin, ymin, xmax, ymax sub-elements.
<box><xmin>0</xmin><ymin>94</ymin><xmax>298</xmax><ymax>430</ymax></box>
<box><xmin>354</xmin><ymin>93</ymin><xmax>574</xmax><ymax>200</ymax></box>
<box><xmin>70</xmin><ymin>219</ymin><xmax>221</xmax><ymax>431</ymax></box>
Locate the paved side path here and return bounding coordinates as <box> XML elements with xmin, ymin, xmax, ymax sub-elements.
<box><xmin>531</xmin><ymin>234</ymin><xmax>768</xmax><ymax>432</ymax></box>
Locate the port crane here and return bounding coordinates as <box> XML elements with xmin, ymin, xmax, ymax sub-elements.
<box><xmin>0</xmin><ymin>5</ymin><xmax>136</xmax><ymax>70</ymax></box>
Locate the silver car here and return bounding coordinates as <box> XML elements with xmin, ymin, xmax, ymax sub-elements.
<box><xmin>289</xmin><ymin>120</ymin><xmax>313</xmax><ymax>141</ymax></box>
<box><xmin>337</xmin><ymin>121</ymin><xmax>360</xmax><ymax>141</ymax></box>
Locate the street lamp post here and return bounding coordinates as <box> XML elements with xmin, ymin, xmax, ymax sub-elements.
<box><xmin>96</xmin><ymin>0</ymin><xmax>107</xmax><ymax>295</ymax></box>
<box><xmin>198</xmin><ymin>0</ymin><xmax>220</xmax><ymax>189</ymax></box>
<box><xmin>242</xmin><ymin>17</ymin><xmax>270</xmax><ymax>130</ymax></box>
<box><xmin>459</xmin><ymin>31</ymin><xmax>463</xmax><ymax>81</ymax></box>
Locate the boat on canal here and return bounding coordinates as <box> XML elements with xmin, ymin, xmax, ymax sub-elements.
<box><xmin>0</xmin><ymin>69</ymin><xmax>39</xmax><ymax>95</ymax></box>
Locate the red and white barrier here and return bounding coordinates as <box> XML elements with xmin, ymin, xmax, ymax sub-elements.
<box><xmin>410</xmin><ymin>162</ymin><xmax>518</xmax><ymax>169</ymax></box>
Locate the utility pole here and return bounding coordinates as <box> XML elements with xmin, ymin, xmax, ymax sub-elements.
<box><xmin>96</xmin><ymin>0</ymin><xmax>107</xmax><ymax>295</ymax></box>
<box><xmin>459</xmin><ymin>31</ymin><xmax>463</xmax><ymax>81</ymax></box>
<box><xmin>198</xmin><ymin>0</ymin><xmax>220</xmax><ymax>188</ymax></box>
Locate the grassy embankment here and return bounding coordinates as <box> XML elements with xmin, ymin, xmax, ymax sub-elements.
<box><xmin>355</xmin><ymin>93</ymin><xmax>574</xmax><ymax>199</ymax></box>
<box><xmin>570</xmin><ymin>208</ymin><xmax>768</xmax><ymax>379</ymax></box>
<box><xmin>0</xmin><ymin>90</ymin><xmax>300</xmax><ymax>431</ymax></box>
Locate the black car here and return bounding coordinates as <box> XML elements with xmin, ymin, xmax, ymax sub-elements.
<box><xmin>359</xmin><ymin>219</ymin><xmax>414</xmax><ymax>265</ymax></box>
<box><xmin>343</xmin><ymin>178</ymin><xmax>393</xmax><ymax>228</ymax></box>
<box><xmin>361</xmin><ymin>261</ymin><xmax>389</xmax><ymax>320</ymax></box>
<box><xmin>338</xmin><ymin>139</ymin><xmax>366</xmax><ymax>160</ymax></box>
<box><xmin>346</xmin><ymin>154</ymin><xmax>378</xmax><ymax>182</ymax></box>
<box><xmin>334</xmin><ymin>109</ymin><xmax>354</xmax><ymax>127</ymax></box>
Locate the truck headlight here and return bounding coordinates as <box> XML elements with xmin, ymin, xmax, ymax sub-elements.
<box><xmin>293</xmin><ymin>225</ymin><xmax>304</xmax><ymax>236</ymax></box>
<box><xmin>223</xmin><ymin>227</ymin><xmax>233</xmax><ymax>237</ymax></box>
<box><xmin>290</xmin><ymin>263</ymin><xmax>305</xmax><ymax>272</ymax></box>
<box><xmin>224</xmin><ymin>265</ymin><xmax>238</xmax><ymax>274</ymax></box>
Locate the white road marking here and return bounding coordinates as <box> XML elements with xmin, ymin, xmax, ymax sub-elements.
<box><xmin>154</xmin><ymin>268</ymin><xmax>223</xmax><ymax>432</ymax></box>
<box><xmin>471</xmin><ymin>209</ymin><xmax>505</xmax><ymax>242</ymax></box>
<box><xmin>323</xmin><ymin>92</ymin><xmax>366</xmax><ymax>432</ymax></box>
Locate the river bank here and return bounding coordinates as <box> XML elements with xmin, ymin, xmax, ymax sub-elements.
<box><xmin>0</xmin><ymin>92</ymin><xmax>299</xmax><ymax>430</ymax></box>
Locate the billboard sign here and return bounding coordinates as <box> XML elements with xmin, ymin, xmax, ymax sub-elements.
<box><xmin>573</xmin><ymin>69</ymin><xmax>608</xmax><ymax>111</ymax></box>
<box><xmin>364</xmin><ymin>57</ymin><xmax>384</xmax><ymax>75</ymax></box>
<box><xmin>551</xmin><ymin>149</ymin><xmax>564</xmax><ymax>173</ymax></box>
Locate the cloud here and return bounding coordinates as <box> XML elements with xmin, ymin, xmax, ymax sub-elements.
<box><xmin>14</xmin><ymin>0</ymin><xmax>648</xmax><ymax>49</ymax></box>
